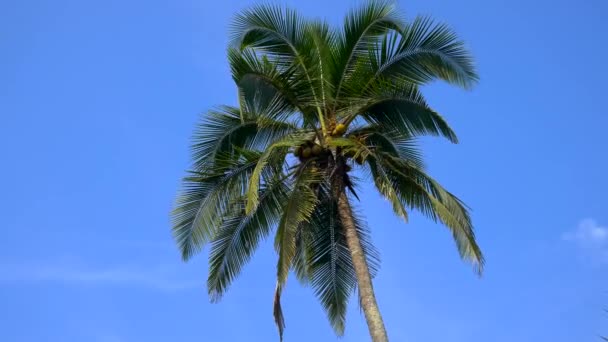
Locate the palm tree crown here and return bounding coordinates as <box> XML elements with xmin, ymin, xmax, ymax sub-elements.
<box><xmin>172</xmin><ymin>1</ymin><xmax>483</xmax><ymax>341</ymax></box>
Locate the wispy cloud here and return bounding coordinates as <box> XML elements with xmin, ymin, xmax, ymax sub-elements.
<box><xmin>0</xmin><ymin>261</ymin><xmax>201</xmax><ymax>291</ymax></box>
<box><xmin>562</xmin><ymin>218</ymin><xmax>608</xmax><ymax>263</ymax></box>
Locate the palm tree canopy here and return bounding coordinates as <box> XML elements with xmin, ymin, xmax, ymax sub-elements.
<box><xmin>172</xmin><ymin>1</ymin><xmax>482</xmax><ymax>339</ymax></box>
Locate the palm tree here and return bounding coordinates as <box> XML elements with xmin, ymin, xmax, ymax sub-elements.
<box><xmin>171</xmin><ymin>1</ymin><xmax>483</xmax><ymax>341</ymax></box>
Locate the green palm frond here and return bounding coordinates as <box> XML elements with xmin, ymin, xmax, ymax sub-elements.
<box><xmin>328</xmin><ymin>136</ymin><xmax>374</xmax><ymax>163</ymax></box>
<box><xmin>367</xmin><ymin>156</ymin><xmax>409</xmax><ymax>221</ymax></box>
<box><xmin>208</xmin><ymin>179</ymin><xmax>290</xmax><ymax>301</ymax></box>
<box><xmin>374</xmin><ymin>153</ymin><xmax>484</xmax><ymax>272</ymax></box>
<box><xmin>190</xmin><ymin>106</ymin><xmax>297</xmax><ymax>169</ymax></box>
<box><xmin>274</xmin><ymin>169</ymin><xmax>321</xmax><ymax>283</ymax></box>
<box><xmin>273</xmin><ymin>169</ymin><xmax>321</xmax><ymax>341</ymax></box>
<box><xmin>344</xmin><ymin>80</ymin><xmax>458</xmax><ymax>143</ymax></box>
<box><xmin>230</xmin><ymin>4</ymin><xmax>329</xmax><ymax>132</ymax></box>
<box><xmin>332</xmin><ymin>0</ymin><xmax>403</xmax><ymax>104</ymax></box>
<box><xmin>172</xmin><ymin>153</ymin><xmax>261</xmax><ymax>261</ymax></box>
<box><xmin>228</xmin><ymin>48</ymin><xmax>311</xmax><ymax>117</ymax></box>
<box><xmin>246</xmin><ymin>130</ymin><xmax>315</xmax><ymax>214</ymax></box>
<box><xmin>231</xmin><ymin>4</ymin><xmax>310</xmax><ymax>67</ymax></box>
<box><xmin>348</xmin><ymin>125</ymin><xmax>425</xmax><ymax>169</ymax></box>
<box><xmin>366</xmin><ymin>16</ymin><xmax>479</xmax><ymax>89</ymax></box>
<box><xmin>306</xmin><ymin>20</ymin><xmax>336</xmax><ymax>110</ymax></box>
<box><xmin>303</xmin><ymin>189</ymin><xmax>380</xmax><ymax>335</ymax></box>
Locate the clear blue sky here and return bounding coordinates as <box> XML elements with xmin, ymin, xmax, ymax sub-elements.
<box><xmin>1</xmin><ymin>0</ymin><xmax>607</xmax><ymax>341</ymax></box>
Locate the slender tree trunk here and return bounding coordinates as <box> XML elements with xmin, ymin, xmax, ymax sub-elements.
<box><xmin>337</xmin><ymin>191</ymin><xmax>389</xmax><ymax>342</ymax></box>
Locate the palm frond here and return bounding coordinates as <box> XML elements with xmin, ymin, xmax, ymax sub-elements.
<box><xmin>307</xmin><ymin>20</ymin><xmax>336</xmax><ymax>110</ymax></box>
<box><xmin>207</xmin><ymin>179</ymin><xmax>289</xmax><ymax>301</ymax></box>
<box><xmin>275</xmin><ymin>169</ymin><xmax>321</xmax><ymax>283</ymax></box>
<box><xmin>344</xmin><ymin>80</ymin><xmax>458</xmax><ymax>143</ymax></box>
<box><xmin>230</xmin><ymin>4</ymin><xmax>328</xmax><ymax>131</ymax></box>
<box><xmin>376</xmin><ymin>153</ymin><xmax>484</xmax><ymax>272</ymax></box>
<box><xmin>228</xmin><ymin>48</ymin><xmax>312</xmax><ymax>118</ymax></box>
<box><xmin>366</xmin><ymin>16</ymin><xmax>478</xmax><ymax>89</ymax></box>
<box><xmin>332</xmin><ymin>0</ymin><xmax>403</xmax><ymax>104</ymax></box>
<box><xmin>245</xmin><ymin>130</ymin><xmax>315</xmax><ymax>214</ymax></box>
<box><xmin>273</xmin><ymin>169</ymin><xmax>321</xmax><ymax>340</ymax></box>
<box><xmin>231</xmin><ymin>4</ymin><xmax>309</xmax><ymax>66</ymax></box>
<box><xmin>367</xmin><ymin>156</ymin><xmax>409</xmax><ymax>221</ymax></box>
<box><xmin>190</xmin><ymin>106</ymin><xmax>297</xmax><ymax>169</ymax></box>
<box><xmin>348</xmin><ymin>125</ymin><xmax>425</xmax><ymax>169</ymax></box>
<box><xmin>274</xmin><ymin>282</ymin><xmax>286</xmax><ymax>341</ymax></box>
<box><xmin>302</xmin><ymin>189</ymin><xmax>380</xmax><ymax>335</ymax></box>
<box><xmin>172</xmin><ymin>154</ymin><xmax>261</xmax><ymax>261</ymax></box>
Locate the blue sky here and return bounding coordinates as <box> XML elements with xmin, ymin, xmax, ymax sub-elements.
<box><xmin>1</xmin><ymin>0</ymin><xmax>607</xmax><ymax>341</ymax></box>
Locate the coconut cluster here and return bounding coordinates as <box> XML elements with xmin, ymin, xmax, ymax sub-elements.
<box><xmin>291</xmin><ymin>123</ymin><xmax>362</xmax><ymax>170</ymax></box>
<box><xmin>293</xmin><ymin>140</ymin><xmax>328</xmax><ymax>162</ymax></box>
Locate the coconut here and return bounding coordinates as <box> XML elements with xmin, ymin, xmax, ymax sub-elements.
<box><xmin>311</xmin><ymin>144</ymin><xmax>323</xmax><ymax>156</ymax></box>
<box><xmin>302</xmin><ymin>147</ymin><xmax>312</xmax><ymax>158</ymax></box>
<box><xmin>294</xmin><ymin>146</ymin><xmax>302</xmax><ymax>157</ymax></box>
<box><xmin>333</xmin><ymin>123</ymin><xmax>347</xmax><ymax>136</ymax></box>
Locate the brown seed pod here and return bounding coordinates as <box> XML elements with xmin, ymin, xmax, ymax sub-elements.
<box><xmin>311</xmin><ymin>144</ymin><xmax>323</xmax><ymax>156</ymax></box>
<box><xmin>302</xmin><ymin>147</ymin><xmax>312</xmax><ymax>159</ymax></box>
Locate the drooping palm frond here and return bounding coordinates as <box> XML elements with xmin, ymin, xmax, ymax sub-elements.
<box><xmin>343</xmin><ymin>79</ymin><xmax>458</xmax><ymax>143</ymax></box>
<box><xmin>302</xmin><ymin>187</ymin><xmax>380</xmax><ymax>335</ymax></box>
<box><xmin>172</xmin><ymin>152</ymin><xmax>262</xmax><ymax>261</ymax></box>
<box><xmin>327</xmin><ymin>131</ymin><xmax>482</xmax><ymax>272</ymax></box>
<box><xmin>362</xmin><ymin>16</ymin><xmax>479</xmax><ymax>89</ymax></box>
<box><xmin>245</xmin><ymin>130</ymin><xmax>316</xmax><ymax>214</ymax></box>
<box><xmin>367</xmin><ymin>156</ymin><xmax>410</xmax><ymax>221</ymax></box>
<box><xmin>274</xmin><ymin>169</ymin><xmax>321</xmax><ymax>284</ymax></box>
<box><xmin>273</xmin><ymin>168</ymin><xmax>322</xmax><ymax>341</ymax></box>
<box><xmin>190</xmin><ymin>106</ymin><xmax>297</xmax><ymax>169</ymax></box>
<box><xmin>207</xmin><ymin>178</ymin><xmax>290</xmax><ymax>301</ymax></box>
<box><xmin>371</xmin><ymin>153</ymin><xmax>484</xmax><ymax>272</ymax></box>
<box><xmin>347</xmin><ymin>124</ymin><xmax>425</xmax><ymax>169</ymax></box>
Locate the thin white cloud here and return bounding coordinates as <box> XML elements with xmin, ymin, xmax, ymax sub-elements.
<box><xmin>562</xmin><ymin>218</ymin><xmax>608</xmax><ymax>245</ymax></box>
<box><xmin>0</xmin><ymin>261</ymin><xmax>201</xmax><ymax>291</ymax></box>
<box><xmin>562</xmin><ymin>218</ymin><xmax>608</xmax><ymax>263</ymax></box>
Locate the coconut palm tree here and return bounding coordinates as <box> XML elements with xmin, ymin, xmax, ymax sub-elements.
<box><xmin>171</xmin><ymin>1</ymin><xmax>483</xmax><ymax>341</ymax></box>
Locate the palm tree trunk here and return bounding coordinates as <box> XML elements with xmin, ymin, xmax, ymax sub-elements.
<box><xmin>337</xmin><ymin>190</ymin><xmax>389</xmax><ymax>342</ymax></box>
